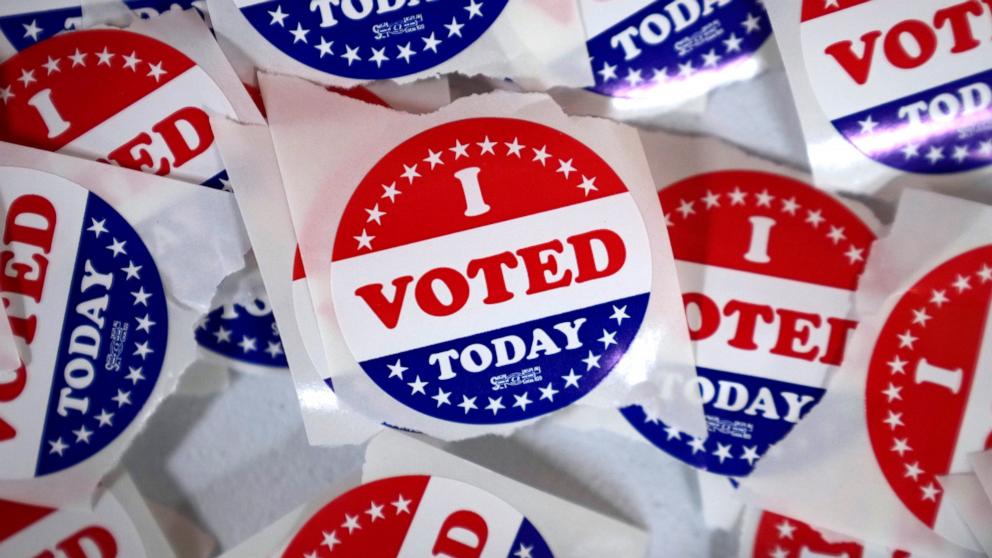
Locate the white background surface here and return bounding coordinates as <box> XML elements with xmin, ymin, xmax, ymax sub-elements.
<box><xmin>122</xmin><ymin>68</ymin><xmax>812</xmax><ymax>558</ymax></box>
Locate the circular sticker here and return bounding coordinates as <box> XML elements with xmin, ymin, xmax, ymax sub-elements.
<box><xmin>329</xmin><ymin>117</ymin><xmax>653</xmax><ymax>425</ymax></box>
<box><xmin>195</xmin><ymin>295</ymin><xmax>288</xmax><ymax>368</ymax></box>
<box><xmin>622</xmin><ymin>171</ymin><xmax>875</xmax><ymax>476</ymax></box>
<box><xmin>0</xmin><ymin>28</ymin><xmax>237</xmax><ymax>188</ymax></box>
<box><xmin>0</xmin><ymin>167</ymin><xmax>168</xmax><ymax>478</ymax></box>
<box><xmin>582</xmin><ymin>0</ymin><xmax>771</xmax><ymax>99</ymax></box>
<box><xmin>237</xmin><ymin>0</ymin><xmax>509</xmax><ymax>80</ymax></box>
<box><xmin>750</xmin><ymin>511</ymin><xmax>908</xmax><ymax>558</ymax></box>
<box><xmin>281</xmin><ymin>475</ymin><xmax>553</xmax><ymax>558</ymax></box>
<box><xmin>800</xmin><ymin>0</ymin><xmax>992</xmax><ymax>174</ymax></box>
<box><xmin>865</xmin><ymin>245</ymin><xmax>992</xmax><ymax>541</ymax></box>
<box><xmin>0</xmin><ymin>5</ymin><xmax>82</xmax><ymax>53</ymax></box>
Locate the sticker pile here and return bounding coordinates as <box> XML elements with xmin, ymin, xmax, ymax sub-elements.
<box><xmin>0</xmin><ymin>0</ymin><xmax>989</xmax><ymax>557</ymax></box>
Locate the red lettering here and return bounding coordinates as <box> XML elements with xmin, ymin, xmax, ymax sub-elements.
<box><xmin>769</xmin><ymin>309</ymin><xmax>821</xmax><ymax>362</ymax></box>
<box><xmin>682</xmin><ymin>292</ymin><xmax>720</xmax><ymax>341</ymax></box>
<box><xmin>819</xmin><ymin>317</ymin><xmax>858</xmax><ymax>365</ymax></box>
<box><xmin>884</xmin><ymin>19</ymin><xmax>938</xmax><ymax>69</ymax></box>
<box><xmin>3</xmin><ymin>194</ymin><xmax>57</xmax><ymax>252</ymax></box>
<box><xmin>517</xmin><ymin>240</ymin><xmax>571</xmax><ymax>295</ymax></box>
<box><xmin>431</xmin><ymin>510</ymin><xmax>489</xmax><ymax>558</ymax></box>
<box><xmin>105</xmin><ymin>132</ymin><xmax>168</xmax><ymax>176</ymax></box>
<box><xmin>152</xmin><ymin>106</ymin><xmax>214</xmax><ymax>169</ymax></box>
<box><xmin>0</xmin><ymin>252</ymin><xmax>48</xmax><ymax>303</ymax></box>
<box><xmin>354</xmin><ymin>276</ymin><xmax>413</xmax><ymax>329</ymax></box>
<box><xmin>568</xmin><ymin>228</ymin><xmax>626</xmax><ymax>283</ymax></box>
<box><xmin>935</xmin><ymin>1</ymin><xmax>985</xmax><ymax>53</ymax></box>
<box><xmin>466</xmin><ymin>251</ymin><xmax>517</xmax><ymax>304</ymax></box>
<box><xmin>35</xmin><ymin>525</ymin><xmax>118</xmax><ymax>558</ymax></box>
<box><xmin>4</xmin><ymin>298</ymin><xmax>37</xmax><ymax>344</ymax></box>
<box><xmin>824</xmin><ymin>31</ymin><xmax>882</xmax><ymax>85</ymax></box>
<box><xmin>723</xmin><ymin>299</ymin><xmax>774</xmax><ymax>351</ymax></box>
<box><xmin>415</xmin><ymin>267</ymin><xmax>469</xmax><ymax>317</ymax></box>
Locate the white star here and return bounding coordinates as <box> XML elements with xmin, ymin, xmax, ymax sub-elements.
<box><xmin>712</xmin><ymin>442</ymin><xmax>733</xmax><ymax>463</ymax></box>
<box><xmin>96</xmin><ymin>47</ymin><xmax>114</xmax><ymax>66</ymax></box>
<box><xmin>265</xmin><ymin>342</ymin><xmax>283</xmax><ymax>358</ymax></box>
<box><xmin>805</xmin><ymin>209</ymin><xmax>825</xmax><ymax>227</ymax></box>
<box><xmin>979</xmin><ymin>139</ymin><xmax>992</xmax><ymax>157</ymax></box>
<box><xmin>858</xmin><ymin>115</ymin><xmax>878</xmax><ymax>134</ymax></box>
<box><xmin>23</xmin><ymin>20</ymin><xmax>43</xmax><ymax>41</ymax></box>
<box><xmin>610</xmin><ymin>305</ymin><xmax>630</xmax><ymax>324</ymax></box>
<box><xmin>432</xmin><ymin>388</ymin><xmax>451</xmax><ymax>407</ymax></box>
<box><xmin>688</xmin><ymin>436</ymin><xmax>706</xmax><ymax>454</ymax></box>
<box><xmin>755</xmin><ymin>189</ymin><xmax>774</xmax><ymax>207</ymax></box>
<box><xmin>911</xmin><ymin>308</ymin><xmax>931</xmax><ymax>326</ymax></box>
<box><xmin>882</xmin><ymin>383</ymin><xmax>902</xmax><ymax>402</ymax></box>
<box><xmin>582</xmin><ymin>351</ymin><xmax>601</xmax><ymax>371</ymax></box>
<box><xmin>213</xmin><ymin>326</ymin><xmax>232</xmax><ymax>343</ymax></box>
<box><xmin>49</xmin><ymin>437</ymin><xmax>68</xmax><ymax>456</ymax></box>
<box><xmin>445</xmin><ymin>17</ymin><xmax>464</xmax><ymax>37</ymax></box>
<box><xmin>397</xmin><ymin>42</ymin><xmax>415</xmax><ymax>63</ymax></box>
<box><xmin>651</xmin><ymin>67</ymin><xmax>669</xmax><ymax>83</ymax></box>
<box><xmin>512</xmin><ymin>392</ymin><xmax>532</xmax><ymax>411</ymax></box>
<box><xmin>449</xmin><ymin>139</ymin><xmax>470</xmax><ymax>159</ymax></box>
<box><xmin>904</xmin><ymin>461</ymin><xmax>923</xmax><ymax>480</ymax></box>
<box><xmin>477</xmin><ymin>136</ymin><xmax>497</xmax><ymax>155</ymax></box>
<box><xmin>742</xmin><ymin>13</ymin><xmax>762</xmax><ymax>33</ymax></box>
<box><xmin>975</xmin><ymin>263</ymin><xmax>992</xmax><ymax>283</ymax></box>
<box><xmin>387</xmin><ymin>359</ymin><xmax>407</xmax><ymax>379</ymax></box>
<box><xmin>392</xmin><ymin>494</ymin><xmax>412</xmax><ymax>514</ymax></box>
<box><xmin>624</xmin><ymin>68</ymin><xmax>643</xmax><ymax>87</ymax></box>
<box><xmin>562</xmin><ymin>369</ymin><xmax>582</xmax><ymax>388</ymax></box>
<box><xmin>887</xmin><ymin>356</ymin><xmax>907</xmax><ymax>374</ymax></box>
<box><xmin>892</xmin><ymin>437</ymin><xmax>911</xmax><ymax>455</ymax></box>
<box><xmin>723</xmin><ymin>33</ymin><xmax>743</xmax><ymax>53</ymax></box>
<box><xmin>532</xmin><ymin>145</ymin><xmax>551</xmax><ymax>165</ymax></box>
<box><xmin>290</xmin><ymin>23</ymin><xmax>310</xmax><ymax>44</ymax></box>
<box><xmin>925</xmin><ymin>146</ymin><xmax>944</xmax><ymax>165</ymax></box>
<box><xmin>354</xmin><ymin>229</ymin><xmax>375</xmax><ymax>251</ymax></box>
<box><xmin>485</xmin><ymin>396</ymin><xmax>505</xmax><ymax>414</ymax></box>
<box><xmin>598</xmin><ymin>329</ymin><xmax>617</xmax><ymax>348</ymax></box>
<box><xmin>239</xmin><ymin>336</ymin><xmax>257</xmax><ymax>353</ymax></box>
<box><xmin>539</xmin><ymin>383</ymin><xmax>558</xmax><ymax>401</ymax></box>
<box><xmin>96</xmin><ymin>409</ymin><xmax>114</xmax><ymax>427</ymax></box>
<box><xmin>953</xmin><ymin>274</ymin><xmax>971</xmax><ymax>292</ymax></box>
<box><xmin>514</xmin><ymin>544</ymin><xmax>534</xmax><ymax>558</ymax></box>
<box><xmin>701</xmin><ymin>190</ymin><xmax>721</xmax><ymax>208</ymax></box>
<box><xmin>369</xmin><ymin>46</ymin><xmax>389</xmax><ymax>67</ymax></box>
<box><xmin>598</xmin><ymin>61</ymin><xmax>617</xmax><ymax>82</ymax></box>
<box><xmin>42</xmin><ymin>56</ymin><xmax>61</xmax><ymax>75</ymax></box>
<box><xmin>920</xmin><ymin>482</ymin><xmax>940</xmax><ymax>501</ymax></box>
<box><xmin>505</xmin><ymin>137</ymin><xmax>524</xmax><ymax>157</ymax></box>
<box><xmin>678</xmin><ymin>60</ymin><xmax>695</xmax><ymax>77</ymax></box>
<box><xmin>465</xmin><ymin>0</ymin><xmax>483</xmax><ymax>18</ymax></box>
<box><xmin>741</xmin><ymin>445</ymin><xmax>760</xmax><ymax>466</ymax></box>
<box><xmin>146</xmin><ymin>61</ymin><xmax>167</xmax><ymax>82</ymax></box>
<box><xmin>88</xmin><ymin>218</ymin><xmax>108</xmax><ymax>237</ymax></box>
<box><xmin>342</xmin><ymin>45</ymin><xmax>362</xmax><ymax>65</ymax></box>
<box><xmin>776</xmin><ymin>520</ymin><xmax>796</xmax><ymax>539</ymax></box>
<box><xmin>365</xmin><ymin>204</ymin><xmax>386</xmax><ymax>225</ymax></box>
<box><xmin>17</xmin><ymin>68</ymin><xmax>36</xmax><ymax>87</ymax></box>
<box><xmin>663</xmin><ymin>425</ymin><xmax>681</xmax><ymax>440</ymax></box>
<box><xmin>769</xmin><ymin>546</ymin><xmax>789</xmax><ymax>558</ymax></box>
<box><xmin>401</xmin><ymin>163</ymin><xmax>420</xmax><ymax>183</ymax></box>
<box><xmin>883</xmin><ymin>410</ymin><xmax>903</xmax><ymax>429</ymax></box>
<box><xmin>134</xmin><ymin>341</ymin><xmax>153</xmax><ymax>359</ymax></box>
<box><xmin>131</xmin><ymin>287</ymin><xmax>151</xmax><ymax>306</ymax></box>
<box><xmin>930</xmin><ymin>289</ymin><xmax>949</xmax><ymax>307</ymax></box>
<box><xmin>126</xmin><ymin>366</ymin><xmax>145</xmax><ymax>384</ymax></box>
<box><xmin>0</xmin><ymin>86</ymin><xmax>13</xmax><ymax>104</ymax></box>
<box><xmin>70</xmin><ymin>49</ymin><xmax>87</xmax><ymax>67</ymax></box>
<box><xmin>314</xmin><ymin>36</ymin><xmax>334</xmax><ymax>58</ymax></box>
<box><xmin>676</xmin><ymin>199</ymin><xmax>695</xmax><ymax>218</ymax></box>
<box><xmin>113</xmin><ymin>389</ymin><xmax>132</xmax><ymax>407</ymax></box>
<box><xmin>135</xmin><ymin>314</ymin><xmax>155</xmax><ymax>333</ymax></box>
<box><xmin>556</xmin><ymin>158</ymin><xmax>576</xmax><ymax>178</ymax></box>
<box><xmin>268</xmin><ymin>5</ymin><xmax>288</xmax><ymax>26</ymax></box>
<box><xmin>121</xmin><ymin>51</ymin><xmax>141</xmax><ymax>71</ymax></box>
<box><xmin>342</xmin><ymin>514</ymin><xmax>361</xmax><ymax>533</ymax></box>
<box><xmin>107</xmin><ymin>238</ymin><xmax>127</xmax><ymax>257</ymax></box>
<box><xmin>381</xmin><ymin>182</ymin><xmax>400</xmax><ymax>203</ymax></box>
<box><xmin>121</xmin><ymin>260</ymin><xmax>142</xmax><ymax>280</ymax></box>
<box><xmin>844</xmin><ymin>245</ymin><xmax>864</xmax><ymax>264</ymax></box>
<box><xmin>897</xmin><ymin>330</ymin><xmax>917</xmax><ymax>349</ymax></box>
<box><xmin>320</xmin><ymin>530</ymin><xmax>339</xmax><ymax>550</ymax></box>
<box><xmin>827</xmin><ymin>225</ymin><xmax>845</xmax><ymax>244</ymax></box>
<box><xmin>702</xmin><ymin>49</ymin><xmax>721</xmax><ymax>68</ymax></box>
<box><xmin>824</xmin><ymin>0</ymin><xmax>840</xmax><ymax>8</ymax></box>
<box><xmin>365</xmin><ymin>501</ymin><xmax>385</xmax><ymax>521</ymax></box>
<box><xmin>952</xmin><ymin>145</ymin><xmax>970</xmax><ymax>163</ymax></box>
<box><xmin>577</xmin><ymin>175</ymin><xmax>598</xmax><ymax>196</ymax></box>
<box><xmin>901</xmin><ymin>143</ymin><xmax>920</xmax><ymax>160</ymax></box>
<box><xmin>73</xmin><ymin>425</ymin><xmax>93</xmax><ymax>444</ymax></box>
<box><xmin>728</xmin><ymin>187</ymin><xmax>747</xmax><ymax>205</ymax></box>
<box><xmin>408</xmin><ymin>375</ymin><xmax>428</xmax><ymax>395</ymax></box>
<box><xmin>458</xmin><ymin>395</ymin><xmax>478</xmax><ymax>413</ymax></box>
<box><xmin>422</xmin><ymin>32</ymin><xmax>442</xmax><ymax>53</ymax></box>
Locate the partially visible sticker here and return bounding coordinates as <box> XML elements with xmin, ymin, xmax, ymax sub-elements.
<box><xmin>865</xmin><ymin>244</ymin><xmax>992</xmax><ymax>541</ymax></box>
<box><xmin>581</xmin><ymin>0</ymin><xmax>771</xmax><ymax>99</ymax></box>
<box><xmin>235</xmin><ymin>0</ymin><xmax>509</xmax><ymax>80</ymax></box>
<box><xmin>0</xmin><ymin>3</ymin><xmax>82</xmax><ymax>53</ymax></box>
<box><xmin>749</xmin><ymin>510</ymin><xmax>908</xmax><ymax>558</ymax></box>
<box><xmin>195</xmin><ymin>295</ymin><xmax>288</xmax><ymax>368</ymax></box>
<box><xmin>800</xmin><ymin>0</ymin><xmax>992</xmax><ymax>174</ymax></box>
<box><xmin>281</xmin><ymin>475</ymin><xmax>552</xmax><ymax>557</ymax></box>
<box><xmin>0</xmin><ymin>167</ymin><xmax>168</xmax><ymax>478</ymax></box>
<box><xmin>623</xmin><ymin>171</ymin><xmax>874</xmax><ymax>476</ymax></box>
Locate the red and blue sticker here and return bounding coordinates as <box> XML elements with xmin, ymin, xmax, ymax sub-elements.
<box><xmin>581</xmin><ymin>0</ymin><xmax>771</xmax><ymax>99</ymax></box>
<box><xmin>281</xmin><ymin>475</ymin><xmax>552</xmax><ymax>558</ymax></box>
<box><xmin>195</xmin><ymin>295</ymin><xmax>288</xmax><ymax>368</ymax></box>
<box><xmin>329</xmin><ymin>117</ymin><xmax>653</xmax><ymax>425</ymax></box>
<box><xmin>749</xmin><ymin>511</ymin><xmax>908</xmax><ymax>558</ymax></box>
<box><xmin>235</xmin><ymin>0</ymin><xmax>508</xmax><ymax>80</ymax></box>
<box><xmin>865</xmin><ymin>244</ymin><xmax>992</xmax><ymax>542</ymax></box>
<box><xmin>0</xmin><ymin>3</ymin><xmax>82</xmax><ymax>53</ymax></box>
<box><xmin>800</xmin><ymin>0</ymin><xmax>992</xmax><ymax>174</ymax></box>
<box><xmin>0</xmin><ymin>168</ymin><xmax>167</xmax><ymax>479</ymax></box>
<box><xmin>622</xmin><ymin>171</ymin><xmax>875</xmax><ymax>476</ymax></box>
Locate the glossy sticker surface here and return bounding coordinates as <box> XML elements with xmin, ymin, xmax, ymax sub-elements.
<box><xmin>0</xmin><ymin>3</ymin><xmax>82</xmax><ymax>53</ymax></box>
<box><xmin>282</xmin><ymin>475</ymin><xmax>552</xmax><ymax>558</ymax></box>
<box><xmin>236</xmin><ymin>0</ymin><xmax>508</xmax><ymax>80</ymax></box>
<box><xmin>800</xmin><ymin>0</ymin><xmax>992</xmax><ymax>174</ymax></box>
<box><xmin>866</xmin><ymin>245</ymin><xmax>992</xmax><ymax>538</ymax></box>
<box><xmin>329</xmin><ymin>117</ymin><xmax>652</xmax><ymax>425</ymax></box>
<box><xmin>195</xmin><ymin>295</ymin><xmax>287</xmax><ymax>368</ymax></box>
<box><xmin>0</xmin><ymin>168</ymin><xmax>168</xmax><ymax>478</ymax></box>
<box><xmin>622</xmin><ymin>171</ymin><xmax>874</xmax><ymax>476</ymax></box>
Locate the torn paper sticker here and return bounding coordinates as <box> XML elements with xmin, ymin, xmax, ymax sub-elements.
<box><xmin>738</xmin><ymin>508</ymin><xmax>908</xmax><ymax>558</ymax></box>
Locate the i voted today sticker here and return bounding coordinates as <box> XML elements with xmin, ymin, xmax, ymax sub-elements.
<box><xmin>865</xmin><ymin>244</ymin><xmax>992</xmax><ymax>544</ymax></box>
<box><xmin>622</xmin><ymin>171</ymin><xmax>875</xmax><ymax>476</ymax></box>
<box><xmin>800</xmin><ymin>0</ymin><xmax>992</xmax><ymax>175</ymax></box>
<box><xmin>747</xmin><ymin>511</ymin><xmax>908</xmax><ymax>558</ymax></box>
<box><xmin>581</xmin><ymin>0</ymin><xmax>771</xmax><ymax>99</ymax></box>
<box><xmin>281</xmin><ymin>475</ymin><xmax>552</xmax><ymax>558</ymax></box>
<box><xmin>195</xmin><ymin>295</ymin><xmax>288</xmax><ymax>368</ymax></box>
<box><xmin>329</xmin><ymin>117</ymin><xmax>653</xmax><ymax>425</ymax></box>
<box><xmin>0</xmin><ymin>167</ymin><xmax>168</xmax><ymax>479</ymax></box>
<box><xmin>0</xmin><ymin>2</ymin><xmax>82</xmax><ymax>54</ymax></box>
<box><xmin>235</xmin><ymin>0</ymin><xmax>508</xmax><ymax>80</ymax></box>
